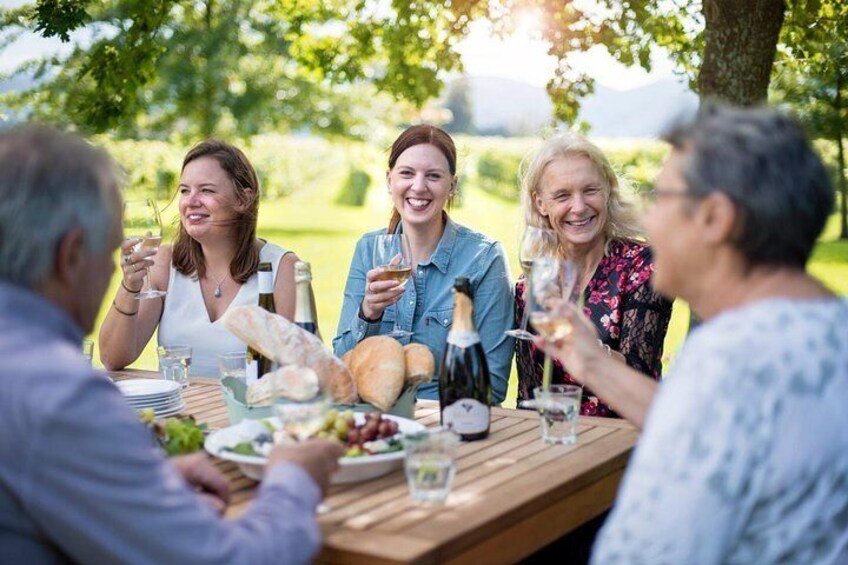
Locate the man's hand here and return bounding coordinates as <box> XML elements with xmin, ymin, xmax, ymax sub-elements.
<box><xmin>172</xmin><ymin>452</ymin><xmax>230</xmax><ymax>515</ymax></box>
<box><xmin>269</xmin><ymin>439</ymin><xmax>344</xmax><ymax>496</ymax></box>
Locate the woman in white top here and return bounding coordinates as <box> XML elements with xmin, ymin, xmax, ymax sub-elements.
<box><xmin>100</xmin><ymin>140</ymin><xmax>299</xmax><ymax>376</ymax></box>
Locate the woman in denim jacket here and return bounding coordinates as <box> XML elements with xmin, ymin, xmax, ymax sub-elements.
<box><xmin>333</xmin><ymin>125</ymin><xmax>514</xmax><ymax>404</ymax></box>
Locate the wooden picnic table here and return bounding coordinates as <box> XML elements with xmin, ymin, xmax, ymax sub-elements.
<box><xmin>111</xmin><ymin>369</ymin><xmax>638</xmax><ymax>564</ymax></box>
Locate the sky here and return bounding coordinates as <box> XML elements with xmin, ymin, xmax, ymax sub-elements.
<box><xmin>0</xmin><ymin>0</ymin><xmax>675</xmax><ymax>91</ymax></box>
<box><xmin>457</xmin><ymin>16</ymin><xmax>675</xmax><ymax>91</ymax></box>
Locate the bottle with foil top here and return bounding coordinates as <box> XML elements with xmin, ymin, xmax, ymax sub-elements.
<box><xmin>294</xmin><ymin>260</ymin><xmax>321</xmax><ymax>339</ymax></box>
<box><xmin>247</xmin><ymin>262</ymin><xmax>275</xmax><ymax>382</ymax></box>
<box><xmin>438</xmin><ymin>277</ymin><xmax>491</xmax><ymax>441</ymax></box>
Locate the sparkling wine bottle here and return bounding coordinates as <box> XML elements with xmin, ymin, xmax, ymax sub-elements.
<box><xmin>294</xmin><ymin>260</ymin><xmax>321</xmax><ymax>340</ymax></box>
<box><xmin>247</xmin><ymin>261</ymin><xmax>275</xmax><ymax>381</ymax></box>
<box><xmin>439</xmin><ymin>277</ymin><xmax>491</xmax><ymax>441</ymax></box>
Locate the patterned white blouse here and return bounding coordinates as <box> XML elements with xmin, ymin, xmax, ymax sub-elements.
<box><xmin>593</xmin><ymin>297</ymin><xmax>848</xmax><ymax>564</ymax></box>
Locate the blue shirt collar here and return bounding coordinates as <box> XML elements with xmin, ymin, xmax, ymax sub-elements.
<box><xmin>400</xmin><ymin>213</ymin><xmax>457</xmax><ymax>274</ymax></box>
<box><xmin>0</xmin><ymin>280</ymin><xmax>84</xmax><ymax>345</ymax></box>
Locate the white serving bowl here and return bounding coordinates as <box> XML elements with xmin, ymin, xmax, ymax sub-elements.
<box><xmin>204</xmin><ymin>413</ymin><xmax>426</xmax><ymax>484</ymax></box>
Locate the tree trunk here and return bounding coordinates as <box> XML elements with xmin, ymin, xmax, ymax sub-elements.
<box><xmin>835</xmin><ymin>71</ymin><xmax>848</xmax><ymax>240</ymax></box>
<box><xmin>698</xmin><ymin>0</ymin><xmax>786</xmax><ymax>105</ymax></box>
<box><xmin>689</xmin><ymin>1</ymin><xmax>786</xmax><ymax>331</ymax></box>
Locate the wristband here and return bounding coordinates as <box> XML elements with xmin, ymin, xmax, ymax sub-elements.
<box><xmin>121</xmin><ymin>280</ymin><xmax>141</xmax><ymax>294</ymax></box>
<box><xmin>112</xmin><ymin>300</ymin><xmax>138</xmax><ymax>316</ymax></box>
<box><xmin>358</xmin><ymin>302</ymin><xmax>382</xmax><ymax>324</ymax></box>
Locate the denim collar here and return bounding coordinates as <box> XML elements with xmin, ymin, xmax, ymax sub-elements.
<box><xmin>400</xmin><ymin>213</ymin><xmax>457</xmax><ymax>274</ymax></box>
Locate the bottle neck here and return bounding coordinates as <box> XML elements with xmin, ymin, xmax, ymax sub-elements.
<box><xmin>447</xmin><ymin>292</ymin><xmax>479</xmax><ymax>346</ymax></box>
<box><xmin>258</xmin><ymin>270</ymin><xmax>274</xmax><ymax>294</ymax></box>
<box><xmin>294</xmin><ymin>280</ymin><xmax>315</xmax><ymax>324</ymax></box>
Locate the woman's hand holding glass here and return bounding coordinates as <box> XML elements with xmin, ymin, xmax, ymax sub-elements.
<box><xmin>119</xmin><ymin>237</ymin><xmax>157</xmax><ymax>293</ymax></box>
<box><xmin>360</xmin><ymin>266</ymin><xmax>408</xmax><ymax>321</ymax></box>
<box><xmin>367</xmin><ymin>233</ymin><xmax>413</xmax><ymax>338</ymax></box>
<box><xmin>122</xmin><ymin>199</ymin><xmax>166</xmax><ymax>300</ymax></box>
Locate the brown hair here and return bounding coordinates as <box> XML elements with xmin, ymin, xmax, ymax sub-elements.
<box><xmin>387</xmin><ymin>125</ymin><xmax>457</xmax><ymax>234</ymax></box>
<box><xmin>171</xmin><ymin>140</ymin><xmax>260</xmax><ymax>283</ymax></box>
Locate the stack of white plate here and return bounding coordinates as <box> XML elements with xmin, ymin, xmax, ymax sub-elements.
<box><xmin>116</xmin><ymin>378</ymin><xmax>185</xmax><ymax>418</ymax></box>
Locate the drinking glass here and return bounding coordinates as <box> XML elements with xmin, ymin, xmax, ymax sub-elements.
<box><xmin>272</xmin><ymin>387</ymin><xmax>331</xmax><ymax>442</ymax></box>
<box><xmin>533</xmin><ymin>384</ymin><xmax>583</xmax><ymax>444</ymax></box>
<box><xmin>158</xmin><ymin>345</ymin><xmax>192</xmax><ymax>388</ymax></box>
<box><xmin>82</xmin><ymin>339</ymin><xmax>94</xmax><ymax>365</ymax></box>
<box><xmin>529</xmin><ymin>257</ymin><xmax>579</xmax><ymax>341</ymax></box>
<box><xmin>123</xmin><ymin>199</ymin><xmax>166</xmax><ymax>300</ymax></box>
<box><xmin>506</xmin><ymin>226</ymin><xmax>559</xmax><ymax>340</ymax></box>
<box><xmin>402</xmin><ymin>429</ymin><xmax>459</xmax><ymax>503</ymax></box>
<box><xmin>529</xmin><ymin>257</ymin><xmax>578</xmax><ymax>390</ymax></box>
<box><xmin>372</xmin><ymin>233</ymin><xmax>413</xmax><ymax>339</ymax></box>
<box><xmin>218</xmin><ymin>352</ymin><xmax>248</xmax><ymax>382</ymax></box>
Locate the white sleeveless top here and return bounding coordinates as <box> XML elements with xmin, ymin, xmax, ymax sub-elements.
<box><xmin>158</xmin><ymin>242</ymin><xmax>290</xmax><ymax>377</ymax></box>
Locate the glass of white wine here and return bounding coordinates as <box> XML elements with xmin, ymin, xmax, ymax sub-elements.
<box><xmin>123</xmin><ymin>199</ymin><xmax>166</xmax><ymax>300</ymax></box>
<box><xmin>506</xmin><ymin>226</ymin><xmax>559</xmax><ymax>340</ymax></box>
<box><xmin>373</xmin><ymin>233</ymin><xmax>413</xmax><ymax>339</ymax></box>
<box><xmin>272</xmin><ymin>391</ymin><xmax>331</xmax><ymax>443</ymax></box>
<box><xmin>529</xmin><ymin>257</ymin><xmax>578</xmax><ymax>389</ymax></box>
<box><xmin>529</xmin><ymin>257</ymin><xmax>578</xmax><ymax>342</ymax></box>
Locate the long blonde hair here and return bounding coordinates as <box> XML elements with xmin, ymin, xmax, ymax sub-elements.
<box><xmin>519</xmin><ymin>132</ymin><xmax>643</xmax><ymax>257</ymax></box>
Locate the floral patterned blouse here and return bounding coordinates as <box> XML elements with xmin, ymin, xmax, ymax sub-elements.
<box><xmin>515</xmin><ymin>239</ymin><xmax>673</xmax><ymax>417</ymax></box>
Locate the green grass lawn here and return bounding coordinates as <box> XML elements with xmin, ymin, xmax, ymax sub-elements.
<box><xmin>91</xmin><ymin>142</ymin><xmax>848</xmax><ymax>409</ymax></box>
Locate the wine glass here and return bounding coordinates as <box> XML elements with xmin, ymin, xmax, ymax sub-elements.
<box><xmin>373</xmin><ymin>233</ymin><xmax>413</xmax><ymax>339</ymax></box>
<box><xmin>529</xmin><ymin>257</ymin><xmax>578</xmax><ymax>390</ymax></box>
<box><xmin>506</xmin><ymin>226</ymin><xmax>559</xmax><ymax>340</ymax></box>
<box><xmin>272</xmin><ymin>393</ymin><xmax>331</xmax><ymax>443</ymax></box>
<box><xmin>123</xmin><ymin>199</ymin><xmax>166</xmax><ymax>300</ymax></box>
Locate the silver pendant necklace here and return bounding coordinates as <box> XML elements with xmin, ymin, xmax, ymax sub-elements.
<box><xmin>211</xmin><ymin>273</ymin><xmax>227</xmax><ymax>298</ymax></box>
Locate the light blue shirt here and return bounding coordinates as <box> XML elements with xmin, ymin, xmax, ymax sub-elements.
<box><xmin>0</xmin><ymin>281</ymin><xmax>322</xmax><ymax>564</ymax></box>
<box><xmin>593</xmin><ymin>298</ymin><xmax>848</xmax><ymax>564</ymax></box>
<box><xmin>333</xmin><ymin>218</ymin><xmax>515</xmax><ymax>404</ymax></box>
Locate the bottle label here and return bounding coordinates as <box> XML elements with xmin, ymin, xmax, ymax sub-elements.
<box><xmin>442</xmin><ymin>399</ymin><xmax>489</xmax><ymax>434</ymax></box>
<box><xmin>258</xmin><ymin>270</ymin><xmax>274</xmax><ymax>294</ymax></box>
<box><xmin>446</xmin><ymin>330</ymin><xmax>480</xmax><ymax>348</ymax></box>
<box><xmin>246</xmin><ymin>359</ymin><xmax>259</xmax><ymax>384</ymax></box>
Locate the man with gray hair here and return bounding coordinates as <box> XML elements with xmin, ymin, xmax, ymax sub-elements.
<box><xmin>0</xmin><ymin>125</ymin><xmax>343</xmax><ymax>563</ymax></box>
<box><xmin>540</xmin><ymin>105</ymin><xmax>848</xmax><ymax>563</ymax></box>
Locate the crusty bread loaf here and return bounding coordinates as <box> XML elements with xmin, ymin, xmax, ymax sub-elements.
<box><xmin>222</xmin><ymin>305</ymin><xmax>358</xmax><ymax>403</ymax></box>
<box><xmin>349</xmin><ymin>336</ymin><xmax>405</xmax><ymax>411</ymax></box>
<box><xmin>246</xmin><ymin>365</ymin><xmax>320</xmax><ymax>406</ymax></box>
<box><xmin>341</xmin><ymin>349</ymin><xmax>353</xmax><ymax>369</ymax></box>
<box><xmin>403</xmin><ymin>343</ymin><xmax>435</xmax><ymax>387</ymax></box>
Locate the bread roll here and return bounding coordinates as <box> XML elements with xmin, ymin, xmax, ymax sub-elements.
<box><xmin>341</xmin><ymin>349</ymin><xmax>353</xmax><ymax>368</ymax></box>
<box><xmin>246</xmin><ymin>365</ymin><xmax>320</xmax><ymax>406</ymax></box>
<box><xmin>403</xmin><ymin>343</ymin><xmax>435</xmax><ymax>387</ymax></box>
<box><xmin>222</xmin><ymin>305</ymin><xmax>358</xmax><ymax>403</ymax></box>
<box><xmin>350</xmin><ymin>336</ymin><xmax>405</xmax><ymax>411</ymax></box>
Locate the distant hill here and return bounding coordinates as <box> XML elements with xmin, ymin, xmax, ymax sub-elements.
<box><xmin>460</xmin><ymin>75</ymin><xmax>698</xmax><ymax>138</ymax></box>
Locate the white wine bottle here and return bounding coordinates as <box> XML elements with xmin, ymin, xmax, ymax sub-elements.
<box><xmin>294</xmin><ymin>260</ymin><xmax>321</xmax><ymax>340</ymax></box>
<box><xmin>439</xmin><ymin>277</ymin><xmax>491</xmax><ymax>441</ymax></box>
<box><xmin>247</xmin><ymin>261</ymin><xmax>275</xmax><ymax>382</ymax></box>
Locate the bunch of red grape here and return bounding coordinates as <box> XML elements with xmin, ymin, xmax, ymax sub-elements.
<box><xmin>346</xmin><ymin>412</ymin><xmax>400</xmax><ymax>446</ymax></box>
<box><xmin>316</xmin><ymin>410</ymin><xmax>400</xmax><ymax>447</ymax></box>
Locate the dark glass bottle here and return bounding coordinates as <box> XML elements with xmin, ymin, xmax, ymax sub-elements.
<box><xmin>439</xmin><ymin>277</ymin><xmax>491</xmax><ymax>441</ymax></box>
<box><xmin>294</xmin><ymin>260</ymin><xmax>321</xmax><ymax>339</ymax></box>
<box><xmin>247</xmin><ymin>262</ymin><xmax>275</xmax><ymax>381</ymax></box>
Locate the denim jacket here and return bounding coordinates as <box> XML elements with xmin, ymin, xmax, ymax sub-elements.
<box><xmin>332</xmin><ymin>218</ymin><xmax>515</xmax><ymax>404</ymax></box>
